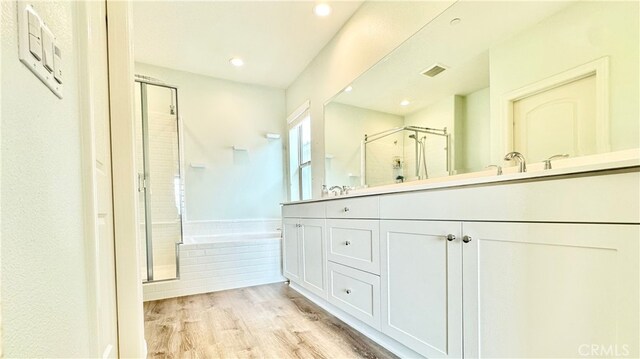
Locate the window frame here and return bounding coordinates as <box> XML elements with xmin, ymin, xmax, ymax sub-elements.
<box><xmin>287</xmin><ymin>101</ymin><xmax>311</xmax><ymax>201</ymax></box>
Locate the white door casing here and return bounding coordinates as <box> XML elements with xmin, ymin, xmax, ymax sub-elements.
<box><xmin>501</xmin><ymin>57</ymin><xmax>610</xmax><ymax>161</ymax></box>
<box><xmin>76</xmin><ymin>1</ymin><xmax>118</xmax><ymax>357</ymax></box>
<box><xmin>106</xmin><ymin>1</ymin><xmax>147</xmax><ymax>357</ymax></box>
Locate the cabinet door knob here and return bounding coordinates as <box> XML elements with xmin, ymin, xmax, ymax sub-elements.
<box><xmin>345</xmin><ymin>289</ymin><xmax>352</xmax><ymax>294</ymax></box>
<box><xmin>343</xmin><ymin>207</ymin><xmax>350</xmax><ymax>212</ymax></box>
<box><xmin>463</xmin><ymin>235</ymin><xmax>472</xmax><ymax>243</ymax></box>
<box><xmin>446</xmin><ymin>234</ymin><xmax>456</xmax><ymax>241</ymax></box>
<box><xmin>345</xmin><ymin>240</ymin><xmax>351</xmax><ymax>246</ymax></box>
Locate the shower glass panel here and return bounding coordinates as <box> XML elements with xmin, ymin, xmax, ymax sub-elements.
<box><xmin>134</xmin><ymin>80</ymin><xmax>183</xmax><ymax>283</ymax></box>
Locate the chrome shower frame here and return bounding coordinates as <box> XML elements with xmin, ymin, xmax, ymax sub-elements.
<box><xmin>135</xmin><ymin>78</ymin><xmax>185</xmax><ymax>284</ymax></box>
<box><xmin>360</xmin><ymin>125</ymin><xmax>451</xmax><ymax>186</ymax></box>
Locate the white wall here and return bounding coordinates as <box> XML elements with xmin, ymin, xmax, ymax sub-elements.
<box><xmin>135</xmin><ymin>63</ymin><xmax>286</xmax><ymax>222</ymax></box>
<box><xmin>489</xmin><ymin>1</ymin><xmax>639</xmax><ymax>161</ymax></box>
<box><xmin>1</xmin><ymin>1</ymin><xmax>94</xmax><ymax>357</ymax></box>
<box><xmin>286</xmin><ymin>1</ymin><xmax>455</xmax><ymax>197</ymax></box>
<box><xmin>459</xmin><ymin>87</ymin><xmax>490</xmax><ymax>173</ymax></box>
<box><xmin>325</xmin><ymin>102</ymin><xmax>403</xmax><ymax>187</ymax></box>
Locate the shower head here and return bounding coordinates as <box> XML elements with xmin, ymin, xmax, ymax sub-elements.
<box><xmin>409</xmin><ymin>134</ymin><xmax>417</xmax><ymax>139</ymax></box>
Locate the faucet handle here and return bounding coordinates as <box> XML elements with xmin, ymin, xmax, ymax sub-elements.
<box><xmin>544</xmin><ymin>154</ymin><xmax>569</xmax><ymax>170</ymax></box>
<box><xmin>485</xmin><ymin>164</ymin><xmax>503</xmax><ymax>175</ymax></box>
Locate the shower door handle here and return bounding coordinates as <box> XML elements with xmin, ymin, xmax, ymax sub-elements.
<box><xmin>137</xmin><ymin>173</ymin><xmax>146</xmax><ymax>192</ymax></box>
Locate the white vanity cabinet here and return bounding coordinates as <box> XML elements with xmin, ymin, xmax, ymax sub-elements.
<box><xmin>462</xmin><ymin>221</ymin><xmax>640</xmax><ymax>359</ymax></box>
<box><xmin>282</xmin><ymin>169</ymin><xmax>640</xmax><ymax>358</ymax></box>
<box><xmin>380</xmin><ymin>220</ymin><xmax>463</xmax><ymax>358</ymax></box>
<box><xmin>327</xmin><ymin>219</ymin><xmax>380</xmax><ymax>274</ymax></box>
<box><xmin>282</xmin><ymin>210</ymin><xmax>328</xmax><ymax>299</ymax></box>
<box><xmin>282</xmin><ymin>218</ymin><xmax>302</xmax><ymax>282</ymax></box>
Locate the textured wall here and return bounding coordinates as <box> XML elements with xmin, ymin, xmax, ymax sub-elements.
<box><xmin>1</xmin><ymin>1</ymin><xmax>92</xmax><ymax>357</ymax></box>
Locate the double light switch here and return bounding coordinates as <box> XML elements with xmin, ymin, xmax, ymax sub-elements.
<box><xmin>18</xmin><ymin>3</ymin><xmax>63</xmax><ymax>98</ymax></box>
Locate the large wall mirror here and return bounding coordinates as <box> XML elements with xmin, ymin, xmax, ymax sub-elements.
<box><xmin>324</xmin><ymin>1</ymin><xmax>638</xmax><ymax>189</ymax></box>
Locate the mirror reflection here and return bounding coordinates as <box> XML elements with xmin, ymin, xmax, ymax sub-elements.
<box><xmin>325</xmin><ymin>1</ymin><xmax>639</xmax><ymax>189</ymax></box>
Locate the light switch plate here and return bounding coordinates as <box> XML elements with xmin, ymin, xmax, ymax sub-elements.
<box><xmin>41</xmin><ymin>25</ymin><xmax>54</xmax><ymax>72</ymax></box>
<box><xmin>17</xmin><ymin>2</ymin><xmax>63</xmax><ymax>98</ymax></box>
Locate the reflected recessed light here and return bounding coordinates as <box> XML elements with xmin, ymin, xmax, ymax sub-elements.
<box><xmin>229</xmin><ymin>57</ymin><xmax>244</xmax><ymax>67</ymax></box>
<box><xmin>344</xmin><ymin>86</ymin><xmax>353</xmax><ymax>93</ymax></box>
<box><xmin>450</xmin><ymin>18</ymin><xmax>462</xmax><ymax>26</ymax></box>
<box><xmin>400</xmin><ymin>100</ymin><xmax>410</xmax><ymax>106</ymax></box>
<box><xmin>314</xmin><ymin>3</ymin><xmax>332</xmax><ymax>17</ymax></box>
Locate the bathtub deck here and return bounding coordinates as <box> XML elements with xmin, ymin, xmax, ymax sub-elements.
<box><xmin>143</xmin><ymin>282</ymin><xmax>397</xmax><ymax>359</ymax></box>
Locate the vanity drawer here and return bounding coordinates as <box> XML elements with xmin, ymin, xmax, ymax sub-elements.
<box><xmin>282</xmin><ymin>202</ymin><xmax>326</xmax><ymax>218</ymax></box>
<box><xmin>328</xmin><ymin>262</ymin><xmax>381</xmax><ymax>330</ymax></box>
<box><xmin>327</xmin><ymin>219</ymin><xmax>380</xmax><ymax>274</ymax></box>
<box><xmin>326</xmin><ymin>197</ymin><xmax>379</xmax><ymax>219</ymax></box>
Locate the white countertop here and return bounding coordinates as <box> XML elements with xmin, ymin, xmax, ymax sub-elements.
<box><xmin>283</xmin><ymin>149</ymin><xmax>640</xmax><ymax>205</ymax></box>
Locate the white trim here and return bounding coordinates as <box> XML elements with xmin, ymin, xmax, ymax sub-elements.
<box><xmin>286</xmin><ymin>99</ymin><xmax>310</xmax><ymax>126</ymax></box>
<box><xmin>76</xmin><ymin>1</ymin><xmax>114</xmax><ymax>356</ymax></box>
<box><xmin>106</xmin><ymin>1</ymin><xmax>146</xmax><ymax>357</ymax></box>
<box><xmin>500</xmin><ymin>57</ymin><xmax>610</xmax><ymax>156</ymax></box>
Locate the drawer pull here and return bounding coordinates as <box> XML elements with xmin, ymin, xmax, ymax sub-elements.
<box><xmin>446</xmin><ymin>234</ymin><xmax>456</xmax><ymax>241</ymax></box>
<box><xmin>343</xmin><ymin>207</ymin><xmax>350</xmax><ymax>212</ymax></box>
<box><xmin>345</xmin><ymin>241</ymin><xmax>351</xmax><ymax>246</ymax></box>
<box><xmin>345</xmin><ymin>289</ymin><xmax>352</xmax><ymax>294</ymax></box>
<box><xmin>463</xmin><ymin>235</ymin><xmax>472</xmax><ymax>243</ymax></box>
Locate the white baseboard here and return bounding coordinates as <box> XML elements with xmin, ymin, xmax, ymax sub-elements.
<box><xmin>288</xmin><ymin>282</ymin><xmax>424</xmax><ymax>359</ymax></box>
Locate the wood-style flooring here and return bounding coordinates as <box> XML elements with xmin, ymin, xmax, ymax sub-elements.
<box><xmin>144</xmin><ymin>282</ymin><xmax>398</xmax><ymax>359</ymax></box>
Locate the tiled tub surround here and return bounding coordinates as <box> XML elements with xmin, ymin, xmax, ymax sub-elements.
<box><xmin>182</xmin><ymin>218</ymin><xmax>282</xmax><ymax>237</ymax></box>
<box><xmin>143</xmin><ymin>221</ymin><xmax>285</xmax><ymax>301</ymax></box>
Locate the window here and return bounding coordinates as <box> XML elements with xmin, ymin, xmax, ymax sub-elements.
<box><xmin>288</xmin><ymin>102</ymin><xmax>312</xmax><ymax>201</ymax></box>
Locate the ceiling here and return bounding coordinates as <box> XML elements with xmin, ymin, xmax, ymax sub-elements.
<box><xmin>332</xmin><ymin>1</ymin><xmax>570</xmax><ymax>116</ymax></box>
<box><xmin>132</xmin><ymin>1</ymin><xmax>363</xmax><ymax>89</ymax></box>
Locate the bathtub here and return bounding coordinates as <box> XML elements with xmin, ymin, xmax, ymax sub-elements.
<box><xmin>142</xmin><ymin>231</ymin><xmax>286</xmax><ymax>301</ymax></box>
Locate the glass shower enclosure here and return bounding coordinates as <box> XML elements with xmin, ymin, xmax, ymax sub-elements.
<box><xmin>134</xmin><ymin>78</ymin><xmax>184</xmax><ymax>282</ymax></box>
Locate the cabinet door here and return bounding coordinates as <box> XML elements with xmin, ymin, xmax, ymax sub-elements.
<box><xmin>282</xmin><ymin>218</ymin><xmax>301</xmax><ymax>283</ymax></box>
<box><xmin>300</xmin><ymin>218</ymin><xmax>327</xmax><ymax>298</ymax></box>
<box><xmin>380</xmin><ymin>220</ymin><xmax>463</xmax><ymax>358</ymax></box>
<box><xmin>463</xmin><ymin>222</ymin><xmax>640</xmax><ymax>358</ymax></box>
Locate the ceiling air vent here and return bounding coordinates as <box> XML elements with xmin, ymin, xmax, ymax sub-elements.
<box><xmin>421</xmin><ymin>63</ymin><xmax>448</xmax><ymax>78</ymax></box>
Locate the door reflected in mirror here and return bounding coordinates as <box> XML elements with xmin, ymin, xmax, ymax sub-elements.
<box><xmin>324</xmin><ymin>1</ymin><xmax>639</xmax><ymax>189</ymax></box>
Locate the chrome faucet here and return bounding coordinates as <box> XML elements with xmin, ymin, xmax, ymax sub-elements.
<box><xmin>504</xmin><ymin>151</ymin><xmax>527</xmax><ymax>173</ymax></box>
<box><xmin>544</xmin><ymin>154</ymin><xmax>569</xmax><ymax>170</ymax></box>
<box><xmin>329</xmin><ymin>185</ymin><xmax>343</xmax><ymax>196</ymax></box>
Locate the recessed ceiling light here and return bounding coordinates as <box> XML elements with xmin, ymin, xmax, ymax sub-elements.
<box><xmin>450</xmin><ymin>18</ymin><xmax>462</xmax><ymax>26</ymax></box>
<box><xmin>400</xmin><ymin>100</ymin><xmax>410</xmax><ymax>106</ymax></box>
<box><xmin>229</xmin><ymin>57</ymin><xmax>244</xmax><ymax>67</ymax></box>
<box><xmin>343</xmin><ymin>86</ymin><xmax>353</xmax><ymax>93</ymax></box>
<box><xmin>314</xmin><ymin>3</ymin><xmax>332</xmax><ymax>17</ymax></box>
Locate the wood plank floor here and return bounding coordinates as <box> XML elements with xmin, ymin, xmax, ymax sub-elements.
<box><xmin>144</xmin><ymin>282</ymin><xmax>398</xmax><ymax>359</ymax></box>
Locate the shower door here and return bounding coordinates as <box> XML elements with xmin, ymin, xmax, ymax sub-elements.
<box><xmin>134</xmin><ymin>80</ymin><xmax>184</xmax><ymax>282</ymax></box>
